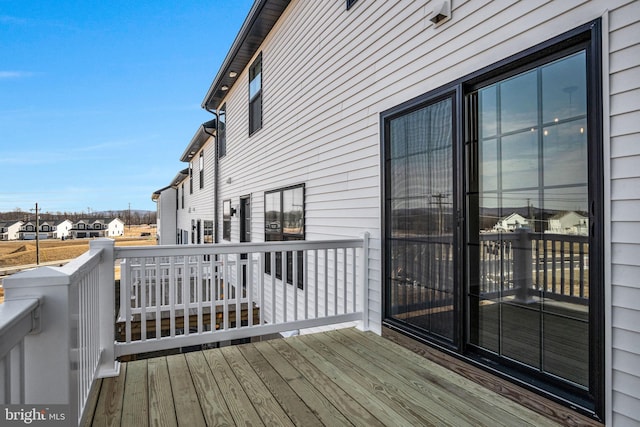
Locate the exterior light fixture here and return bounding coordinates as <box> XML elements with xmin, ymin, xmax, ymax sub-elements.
<box><xmin>430</xmin><ymin>0</ymin><xmax>451</xmax><ymax>26</ymax></box>
<box><xmin>221</xmin><ymin>85</ymin><xmax>229</xmax><ymax>91</ymax></box>
<box><xmin>229</xmin><ymin>71</ymin><xmax>237</xmax><ymax>78</ymax></box>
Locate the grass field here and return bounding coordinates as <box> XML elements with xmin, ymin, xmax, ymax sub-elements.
<box><xmin>0</xmin><ymin>225</ymin><xmax>158</xmax><ymax>302</ymax></box>
<box><xmin>0</xmin><ymin>225</ymin><xmax>157</xmax><ymax>268</ymax></box>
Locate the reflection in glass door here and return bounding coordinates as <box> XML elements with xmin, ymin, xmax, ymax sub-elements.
<box><xmin>386</xmin><ymin>96</ymin><xmax>455</xmax><ymax>343</ymax></box>
<box><xmin>467</xmin><ymin>51</ymin><xmax>590</xmax><ymax>388</ymax></box>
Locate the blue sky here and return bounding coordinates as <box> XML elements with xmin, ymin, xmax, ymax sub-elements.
<box><xmin>0</xmin><ymin>0</ymin><xmax>254</xmax><ymax>214</ymax></box>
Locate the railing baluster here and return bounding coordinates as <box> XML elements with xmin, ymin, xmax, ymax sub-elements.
<box><xmin>334</xmin><ymin>248</ymin><xmax>338</xmax><ymax>316</ymax></box>
<box><xmin>169</xmin><ymin>257</ymin><xmax>176</xmax><ymax>337</ymax></box>
<box><xmin>248</xmin><ymin>252</ymin><xmax>254</xmax><ymax>327</ymax></box>
<box><xmin>236</xmin><ymin>255</ymin><xmax>241</xmax><ymax>330</ymax></box>
<box><xmin>197</xmin><ymin>256</ymin><xmax>203</xmax><ymax>334</ymax></box>
<box><xmin>282</xmin><ymin>250</ymin><xmax>287</xmax><ymax>323</ymax></box>
<box><xmin>124</xmin><ymin>259</ymin><xmax>132</xmax><ymax>343</ymax></box>
<box><xmin>271</xmin><ymin>252</ymin><xmax>276</xmax><ymax>323</ymax></box>
<box><xmin>343</xmin><ymin>248</ymin><xmax>347</xmax><ymax>314</ymax></box>
<box><xmin>155</xmin><ymin>257</ymin><xmax>161</xmax><ymax>339</ymax></box>
<box><xmin>293</xmin><ymin>250</ymin><xmax>298</xmax><ymax>321</ymax></box>
<box><xmin>352</xmin><ymin>247</ymin><xmax>357</xmax><ymax>313</ymax></box>
<box><xmin>140</xmin><ymin>258</ymin><xmax>147</xmax><ymax>341</ymax></box>
<box><xmin>223</xmin><ymin>254</ymin><xmax>229</xmax><ymax>330</ymax></box>
<box><xmin>324</xmin><ymin>249</ymin><xmax>328</xmax><ymax>318</ymax></box>
<box><xmin>314</xmin><ymin>250</ymin><xmax>319</xmax><ymax>318</ymax></box>
<box><xmin>304</xmin><ymin>250</ymin><xmax>308</xmax><ymax>320</ymax></box>
<box><xmin>183</xmin><ymin>256</ymin><xmax>189</xmax><ymax>336</ymax></box>
<box><xmin>259</xmin><ymin>253</ymin><xmax>265</xmax><ymax>325</ymax></box>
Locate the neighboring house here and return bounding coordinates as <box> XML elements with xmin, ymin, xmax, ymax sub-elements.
<box><xmin>51</xmin><ymin>219</ymin><xmax>73</xmax><ymax>239</ymax></box>
<box><xmin>0</xmin><ymin>220</ymin><xmax>23</xmax><ymax>241</ymax></box>
<box><xmin>492</xmin><ymin>213</ymin><xmax>529</xmax><ymax>232</ymax></box>
<box><xmin>156</xmin><ymin>0</ymin><xmax>639</xmax><ymax>424</ymax></box>
<box><xmin>18</xmin><ymin>220</ymin><xmax>50</xmax><ymax>240</ymax></box>
<box><xmin>152</xmin><ymin>169</ymin><xmax>186</xmax><ymax>245</ymax></box>
<box><xmin>548</xmin><ymin>211</ymin><xmax>589</xmax><ymax>235</ymax></box>
<box><xmin>69</xmin><ymin>218</ymin><xmax>124</xmax><ymax>239</ymax></box>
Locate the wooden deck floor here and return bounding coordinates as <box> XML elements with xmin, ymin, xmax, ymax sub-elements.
<box><xmin>85</xmin><ymin>328</ymin><xmax>562</xmax><ymax>427</ymax></box>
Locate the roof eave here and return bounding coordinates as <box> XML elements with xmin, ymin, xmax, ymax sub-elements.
<box><xmin>201</xmin><ymin>0</ymin><xmax>290</xmax><ymax>111</ymax></box>
<box><xmin>180</xmin><ymin>126</ymin><xmax>213</xmax><ymax>163</ymax></box>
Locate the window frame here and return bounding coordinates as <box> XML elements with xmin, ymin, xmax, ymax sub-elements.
<box><xmin>264</xmin><ymin>184</ymin><xmax>305</xmax><ymax>288</ymax></box>
<box><xmin>189</xmin><ymin>162</ymin><xmax>193</xmax><ymax>194</ymax></box>
<box><xmin>222</xmin><ymin>199</ymin><xmax>232</xmax><ymax>241</ymax></box>
<box><xmin>199</xmin><ymin>151</ymin><xmax>204</xmax><ymax>189</ymax></box>
<box><xmin>249</xmin><ymin>53</ymin><xmax>263</xmax><ymax>136</ymax></box>
<box><xmin>218</xmin><ymin>104</ymin><xmax>226</xmax><ymax>158</ymax></box>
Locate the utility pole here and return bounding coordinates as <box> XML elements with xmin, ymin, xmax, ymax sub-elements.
<box><xmin>128</xmin><ymin>202</ymin><xmax>131</xmax><ymax>230</ymax></box>
<box><xmin>31</xmin><ymin>202</ymin><xmax>40</xmax><ymax>265</ymax></box>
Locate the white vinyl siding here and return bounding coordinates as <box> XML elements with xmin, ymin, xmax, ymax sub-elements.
<box><xmin>608</xmin><ymin>1</ymin><xmax>640</xmax><ymax>424</ymax></box>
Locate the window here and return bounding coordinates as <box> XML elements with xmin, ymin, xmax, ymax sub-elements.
<box><xmin>181</xmin><ymin>183</ymin><xmax>185</xmax><ymax>209</ymax></box>
<box><xmin>189</xmin><ymin>162</ymin><xmax>193</xmax><ymax>194</ymax></box>
<box><xmin>382</xmin><ymin>21</ymin><xmax>602</xmax><ymax>417</ymax></box>
<box><xmin>249</xmin><ymin>53</ymin><xmax>262</xmax><ymax>135</ymax></box>
<box><xmin>223</xmin><ymin>199</ymin><xmax>231</xmax><ymax>241</ymax></box>
<box><xmin>199</xmin><ymin>151</ymin><xmax>204</xmax><ymax>189</ymax></box>
<box><xmin>218</xmin><ymin>104</ymin><xmax>226</xmax><ymax>158</ymax></box>
<box><xmin>203</xmin><ymin>220</ymin><xmax>214</xmax><ymax>244</ymax></box>
<box><xmin>265</xmin><ymin>185</ymin><xmax>304</xmax><ymax>288</ymax></box>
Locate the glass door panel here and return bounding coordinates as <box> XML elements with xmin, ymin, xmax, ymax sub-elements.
<box><xmin>387</xmin><ymin>97</ymin><xmax>455</xmax><ymax>343</ymax></box>
<box><xmin>467</xmin><ymin>51</ymin><xmax>589</xmax><ymax>388</ymax></box>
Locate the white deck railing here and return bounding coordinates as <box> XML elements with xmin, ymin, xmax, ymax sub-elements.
<box><xmin>114</xmin><ymin>236</ymin><xmax>369</xmax><ymax>356</ymax></box>
<box><xmin>0</xmin><ymin>297</ymin><xmax>40</xmax><ymax>404</ymax></box>
<box><xmin>0</xmin><ymin>235</ymin><xmax>370</xmax><ymax>425</ymax></box>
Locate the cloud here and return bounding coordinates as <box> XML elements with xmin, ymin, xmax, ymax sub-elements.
<box><xmin>0</xmin><ymin>71</ymin><xmax>35</xmax><ymax>79</ymax></box>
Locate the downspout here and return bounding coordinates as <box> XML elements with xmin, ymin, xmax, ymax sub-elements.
<box><xmin>203</xmin><ymin>107</ymin><xmax>219</xmax><ymax>244</ymax></box>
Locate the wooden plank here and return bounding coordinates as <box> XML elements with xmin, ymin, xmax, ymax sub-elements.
<box><xmin>237</xmin><ymin>342</ymin><xmax>323</xmax><ymax>427</ymax></box>
<box><xmin>380</xmin><ymin>327</ymin><xmax>601</xmax><ymax>427</ymax></box>
<box><xmin>148</xmin><ymin>357</ymin><xmax>177</xmax><ymax>427</ymax></box>
<box><xmin>166</xmin><ymin>354</ymin><xmax>206</xmax><ymax>427</ymax></box>
<box><xmin>278</xmin><ymin>336</ymin><xmax>413</xmax><ymax>427</ymax></box>
<box><xmin>268</xmin><ymin>338</ymin><xmax>384</xmax><ymax>427</ymax></box>
<box><xmin>202</xmin><ymin>346</ymin><xmax>265</xmax><ymax>426</ymax></box>
<box><xmin>183</xmin><ymin>351</ymin><xmax>235</xmax><ymax>426</ymax></box>
<box><xmin>336</xmin><ymin>328</ymin><xmax>555</xmax><ymax>427</ymax></box>
<box><xmin>252</xmin><ymin>340</ymin><xmax>353</xmax><ymax>426</ymax></box>
<box><xmin>121</xmin><ymin>359</ymin><xmax>149</xmax><ymax>427</ymax></box>
<box><xmin>298</xmin><ymin>332</ymin><xmax>456</xmax><ymax>426</ymax></box>
<box><xmin>219</xmin><ymin>345</ymin><xmax>295</xmax><ymax>427</ymax></box>
<box><xmin>80</xmin><ymin>378</ymin><xmax>103</xmax><ymax>427</ymax></box>
<box><xmin>92</xmin><ymin>362</ymin><xmax>126</xmax><ymax>427</ymax></box>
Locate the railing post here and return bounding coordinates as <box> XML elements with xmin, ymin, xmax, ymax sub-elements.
<box><xmin>90</xmin><ymin>238</ymin><xmax>120</xmax><ymax>378</ymax></box>
<box><xmin>3</xmin><ymin>268</ymin><xmax>73</xmax><ymax>405</ymax></box>
<box><xmin>512</xmin><ymin>227</ymin><xmax>534</xmax><ymax>303</ymax></box>
<box><xmin>360</xmin><ymin>232</ymin><xmax>370</xmax><ymax>331</ymax></box>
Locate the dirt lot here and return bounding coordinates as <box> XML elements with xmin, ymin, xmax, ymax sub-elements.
<box><xmin>0</xmin><ymin>225</ymin><xmax>158</xmax><ymax>302</ymax></box>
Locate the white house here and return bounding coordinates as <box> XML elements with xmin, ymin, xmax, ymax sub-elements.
<box><xmin>548</xmin><ymin>211</ymin><xmax>589</xmax><ymax>235</ymax></box>
<box><xmin>0</xmin><ymin>220</ymin><xmax>22</xmax><ymax>241</ymax></box>
<box><xmin>152</xmin><ymin>185</ymin><xmax>178</xmax><ymax>245</ymax></box>
<box><xmin>153</xmin><ymin>0</ymin><xmax>640</xmax><ymax>424</ymax></box>
<box><xmin>51</xmin><ymin>219</ymin><xmax>73</xmax><ymax>239</ymax></box>
<box><xmin>69</xmin><ymin>218</ymin><xmax>124</xmax><ymax>239</ymax></box>
<box><xmin>492</xmin><ymin>213</ymin><xmax>529</xmax><ymax>232</ymax></box>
